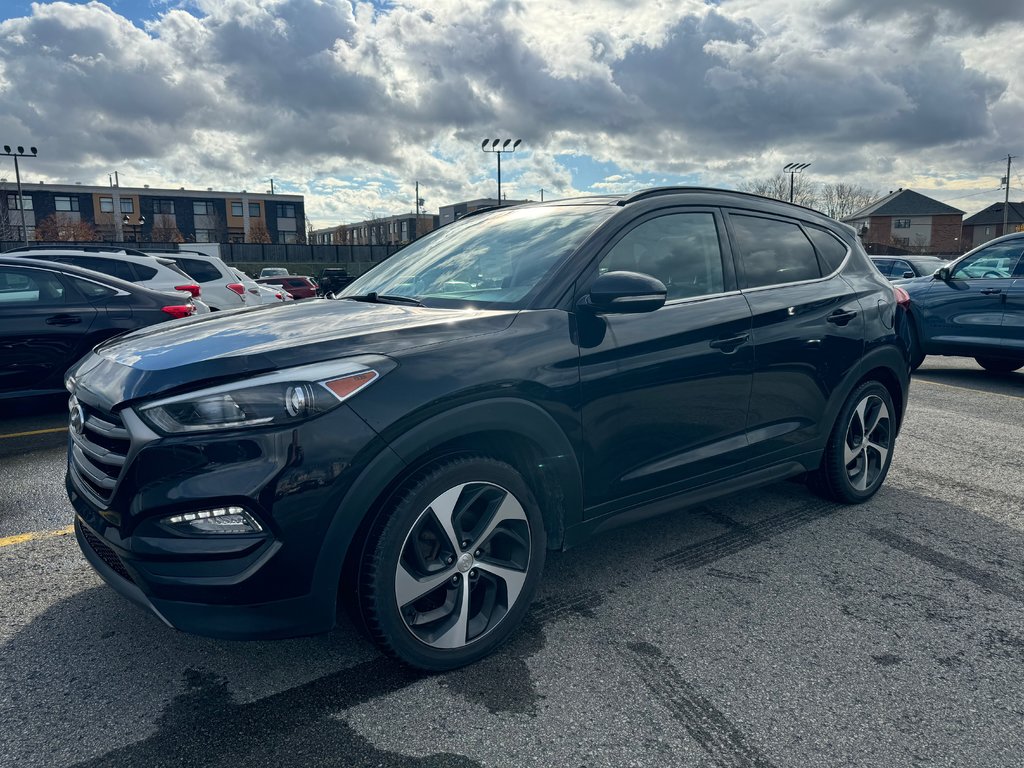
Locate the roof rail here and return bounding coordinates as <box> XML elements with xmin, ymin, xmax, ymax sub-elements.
<box><xmin>1</xmin><ymin>243</ymin><xmax>153</xmax><ymax>257</ymax></box>
<box><xmin>618</xmin><ymin>186</ymin><xmax>825</xmax><ymax>215</ymax></box>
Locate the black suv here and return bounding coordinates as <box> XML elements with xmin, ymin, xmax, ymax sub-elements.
<box><xmin>65</xmin><ymin>188</ymin><xmax>910</xmax><ymax>670</ymax></box>
<box><xmin>317</xmin><ymin>267</ymin><xmax>355</xmax><ymax>296</ymax></box>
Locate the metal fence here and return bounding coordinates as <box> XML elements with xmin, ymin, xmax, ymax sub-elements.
<box><xmin>0</xmin><ymin>240</ymin><xmax>403</xmax><ymax>264</ymax></box>
<box><xmin>219</xmin><ymin>243</ymin><xmax>402</xmax><ymax>264</ymax></box>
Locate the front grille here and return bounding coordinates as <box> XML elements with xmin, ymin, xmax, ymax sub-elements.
<box><xmin>81</xmin><ymin>525</ymin><xmax>135</xmax><ymax>584</ymax></box>
<box><xmin>69</xmin><ymin>403</ymin><xmax>130</xmax><ymax>506</ymax></box>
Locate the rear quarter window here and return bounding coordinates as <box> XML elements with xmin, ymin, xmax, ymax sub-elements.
<box><xmin>805</xmin><ymin>226</ymin><xmax>849</xmax><ymax>274</ymax></box>
<box><xmin>173</xmin><ymin>258</ymin><xmax>222</xmax><ymax>283</ymax></box>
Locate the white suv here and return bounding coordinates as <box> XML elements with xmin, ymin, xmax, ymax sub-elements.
<box><xmin>5</xmin><ymin>248</ymin><xmax>209</xmax><ymax>312</ymax></box>
<box><xmin>148</xmin><ymin>251</ymin><xmax>248</xmax><ymax>311</ymax></box>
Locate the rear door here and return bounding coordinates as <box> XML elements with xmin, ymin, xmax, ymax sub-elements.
<box><xmin>0</xmin><ymin>265</ymin><xmax>98</xmax><ymax>394</ymax></box>
<box><xmin>726</xmin><ymin>212</ymin><xmax>864</xmax><ymax>458</ymax></box>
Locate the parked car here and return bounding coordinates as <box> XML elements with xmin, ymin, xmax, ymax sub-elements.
<box><xmin>148</xmin><ymin>251</ymin><xmax>247</xmax><ymax>311</ymax></box>
<box><xmin>65</xmin><ymin>188</ymin><xmax>909</xmax><ymax>670</ymax></box>
<box><xmin>0</xmin><ymin>257</ymin><xmax>195</xmax><ymax>399</ymax></box>
<box><xmin>5</xmin><ymin>248</ymin><xmax>209</xmax><ymax>313</ymax></box>
<box><xmin>256</xmin><ymin>275</ymin><xmax>318</xmax><ymax>299</ymax></box>
<box><xmin>317</xmin><ymin>268</ymin><xmax>356</xmax><ymax>296</ymax></box>
<box><xmin>230</xmin><ymin>268</ymin><xmax>287</xmax><ymax>305</ymax></box>
<box><xmin>870</xmin><ymin>255</ymin><xmax>949</xmax><ymax>280</ymax></box>
<box><xmin>259</xmin><ymin>267</ymin><xmax>290</xmax><ymax>279</ymax></box>
<box><xmin>898</xmin><ymin>232</ymin><xmax>1024</xmax><ymax>372</ymax></box>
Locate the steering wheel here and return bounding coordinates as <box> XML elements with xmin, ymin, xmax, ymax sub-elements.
<box><xmin>983</xmin><ymin>271</ymin><xmax>1002</xmax><ymax>278</ymax></box>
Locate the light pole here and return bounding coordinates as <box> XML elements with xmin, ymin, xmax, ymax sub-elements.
<box><xmin>2</xmin><ymin>145</ymin><xmax>38</xmax><ymax>246</ymax></box>
<box><xmin>783</xmin><ymin>162</ymin><xmax>811</xmax><ymax>203</ymax></box>
<box><xmin>481</xmin><ymin>138</ymin><xmax>522</xmax><ymax>206</ymax></box>
<box><xmin>122</xmin><ymin>213</ymin><xmax>145</xmax><ymax>243</ymax></box>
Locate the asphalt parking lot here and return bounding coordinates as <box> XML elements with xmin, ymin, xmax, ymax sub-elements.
<box><xmin>2</xmin><ymin>357</ymin><xmax>1022</xmax><ymax>768</ymax></box>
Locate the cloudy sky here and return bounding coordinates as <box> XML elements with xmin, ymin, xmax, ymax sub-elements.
<box><xmin>0</xmin><ymin>0</ymin><xmax>1020</xmax><ymax>227</ymax></box>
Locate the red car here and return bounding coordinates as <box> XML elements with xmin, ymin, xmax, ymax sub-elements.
<box><xmin>255</xmin><ymin>275</ymin><xmax>318</xmax><ymax>299</ymax></box>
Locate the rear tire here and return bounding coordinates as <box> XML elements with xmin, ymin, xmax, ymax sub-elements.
<box><xmin>810</xmin><ymin>381</ymin><xmax>896</xmax><ymax>504</ymax></box>
<box><xmin>359</xmin><ymin>457</ymin><xmax>546</xmax><ymax>671</ymax></box>
<box><xmin>975</xmin><ymin>357</ymin><xmax>1024</xmax><ymax>373</ymax></box>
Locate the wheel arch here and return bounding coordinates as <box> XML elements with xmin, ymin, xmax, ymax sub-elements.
<box><xmin>316</xmin><ymin>398</ymin><xmax>582</xmax><ymax>623</ymax></box>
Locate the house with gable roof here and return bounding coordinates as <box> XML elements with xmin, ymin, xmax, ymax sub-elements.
<box><xmin>842</xmin><ymin>188</ymin><xmax>964</xmax><ymax>255</ymax></box>
<box><xmin>960</xmin><ymin>201</ymin><xmax>1024</xmax><ymax>249</ymax></box>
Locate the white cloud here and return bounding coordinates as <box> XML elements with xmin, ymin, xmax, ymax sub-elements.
<box><xmin>0</xmin><ymin>0</ymin><xmax>1019</xmax><ymax>225</ymax></box>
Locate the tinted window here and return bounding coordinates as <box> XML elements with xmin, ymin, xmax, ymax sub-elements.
<box><xmin>890</xmin><ymin>259</ymin><xmax>913</xmax><ymax>277</ymax></box>
<box><xmin>70</xmin><ymin>277</ymin><xmax>116</xmax><ymax>300</ymax></box>
<box><xmin>730</xmin><ymin>215</ymin><xmax>821</xmax><ymax>288</ymax></box>
<box><xmin>805</xmin><ymin>226</ymin><xmax>849</xmax><ymax>273</ymax></box>
<box><xmin>173</xmin><ymin>258</ymin><xmax>222</xmax><ymax>283</ymax></box>
<box><xmin>0</xmin><ymin>267</ymin><xmax>65</xmax><ymax>305</ymax></box>
<box><xmin>872</xmin><ymin>259</ymin><xmax>893</xmax><ymax>277</ymax></box>
<box><xmin>133</xmin><ymin>263</ymin><xmax>158</xmax><ymax>281</ymax></box>
<box><xmin>599</xmin><ymin>212</ymin><xmax>725</xmax><ymax>300</ymax></box>
<box><xmin>61</xmin><ymin>256</ymin><xmax>134</xmax><ymax>282</ymax></box>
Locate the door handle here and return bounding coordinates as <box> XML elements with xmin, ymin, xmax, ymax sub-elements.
<box><xmin>709</xmin><ymin>333</ymin><xmax>749</xmax><ymax>352</ymax></box>
<box><xmin>980</xmin><ymin>288</ymin><xmax>1002</xmax><ymax>295</ymax></box>
<box><xmin>45</xmin><ymin>314</ymin><xmax>81</xmax><ymax>326</ymax></box>
<box><xmin>826</xmin><ymin>309</ymin><xmax>858</xmax><ymax>326</ymax></box>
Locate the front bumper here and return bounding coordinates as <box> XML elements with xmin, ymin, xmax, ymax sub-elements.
<box><xmin>67</xmin><ymin>401</ymin><xmax>386</xmax><ymax>639</ymax></box>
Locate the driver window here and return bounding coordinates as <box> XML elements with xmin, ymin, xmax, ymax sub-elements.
<box><xmin>598</xmin><ymin>213</ymin><xmax>725</xmax><ymax>301</ymax></box>
<box><xmin>951</xmin><ymin>243</ymin><xmax>1024</xmax><ymax>280</ymax></box>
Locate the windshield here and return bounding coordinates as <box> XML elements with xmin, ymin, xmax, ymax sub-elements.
<box><xmin>340</xmin><ymin>204</ymin><xmax>616</xmax><ymax>308</ymax></box>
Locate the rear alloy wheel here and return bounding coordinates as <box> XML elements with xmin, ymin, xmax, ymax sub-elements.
<box><xmin>810</xmin><ymin>381</ymin><xmax>895</xmax><ymax>503</ymax></box>
<box><xmin>975</xmin><ymin>357</ymin><xmax>1024</xmax><ymax>374</ymax></box>
<box><xmin>360</xmin><ymin>457</ymin><xmax>545</xmax><ymax>671</ymax></box>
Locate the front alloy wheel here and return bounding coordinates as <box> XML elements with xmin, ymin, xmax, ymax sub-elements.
<box><xmin>360</xmin><ymin>457</ymin><xmax>545</xmax><ymax>670</ymax></box>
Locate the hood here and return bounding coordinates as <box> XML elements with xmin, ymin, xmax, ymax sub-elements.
<box><xmin>72</xmin><ymin>299</ymin><xmax>516</xmax><ymax>406</ymax></box>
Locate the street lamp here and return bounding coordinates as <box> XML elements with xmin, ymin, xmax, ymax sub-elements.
<box><xmin>2</xmin><ymin>144</ymin><xmax>38</xmax><ymax>246</ymax></box>
<box><xmin>480</xmin><ymin>138</ymin><xmax>522</xmax><ymax>206</ymax></box>
<box><xmin>782</xmin><ymin>162</ymin><xmax>811</xmax><ymax>203</ymax></box>
<box><xmin>122</xmin><ymin>213</ymin><xmax>145</xmax><ymax>242</ymax></box>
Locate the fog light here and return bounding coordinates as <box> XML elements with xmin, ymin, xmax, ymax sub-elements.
<box><xmin>162</xmin><ymin>506</ymin><xmax>263</xmax><ymax>534</ymax></box>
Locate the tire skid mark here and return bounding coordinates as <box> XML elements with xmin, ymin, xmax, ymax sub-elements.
<box><xmin>529</xmin><ymin>588</ymin><xmax>603</xmax><ymax>623</ymax></box>
<box><xmin>655</xmin><ymin>499</ymin><xmax>839</xmax><ymax>572</ymax></box>
<box><xmin>866</xmin><ymin>528</ymin><xmax>1024</xmax><ymax>605</ymax></box>
<box><xmin>620</xmin><ymin>641</ymin><xmax>777</xmax><ymax>768</ymax></box>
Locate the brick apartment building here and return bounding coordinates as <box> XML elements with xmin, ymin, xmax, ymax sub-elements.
<box><xmin>843</xmin><ymin>188</ymin><xmax>964</xmax><ymax>255</ymax></box>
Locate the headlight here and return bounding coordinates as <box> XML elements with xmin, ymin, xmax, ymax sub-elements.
<box><xmin>136</xmin><ymin>357</ymin><xmax>392</xmax><ymax>435</ymax></box>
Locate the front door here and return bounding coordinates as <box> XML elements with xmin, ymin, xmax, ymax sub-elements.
<box><xmin>576</xmin><ymin>209</ymin><xmax>753</xmax><ymax>515</ymax></box>
<box><xmin>925</xmin><ymin>242</ymin><xmax>1021</xmax><ymax>356</ymax></box>
<box><xmin>0</xmin><ymin>265</ymin><xmax>97</xmax><ymax>394</ymax></box>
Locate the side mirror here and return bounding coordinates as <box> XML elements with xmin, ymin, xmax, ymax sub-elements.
<box><xmin>934</xmin><ymin>266</ymin><xmax>951</xmax><ymax>281</ymax></box>
<box><xmin>579</xmin><ymin>271</ymin><xmax>667</xmax><ymax>314</ymax></box>
<box><xmin>902</xmin><ymin>271</ymin><xmax>915</xmax><ymax>279</ymax></box>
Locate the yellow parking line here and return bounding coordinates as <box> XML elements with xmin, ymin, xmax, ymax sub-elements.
<box><xmin>0</xmin><ymin>426</ymin><xmax>67</xmax><ymax>440</ymax></box>
<box><xmin>0</xmin><ymin>524</ymin><xmax>75</xmax><ymax>548</ymax></box>
<box><xmin>914</xmin><ymin>377</ymin><xmax>1024</xmax><ymax>400</ymax></box>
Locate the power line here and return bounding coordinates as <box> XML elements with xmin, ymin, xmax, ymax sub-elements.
<box><xmin>940</xmin><ymin>186</ymin><xmax>1003</xmax><ymax>201</ymax></box>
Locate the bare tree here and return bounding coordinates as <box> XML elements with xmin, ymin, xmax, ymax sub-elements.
<box><xmin>738</xmin><ymin>173</ymin><xmax>818</xmax><ymax>208</ymax></box>
<box><xmin>35</xmin><ymin>214</ymin><xmax>100</xmax><ymax>242</ymax></box>
<box><xmin>818</xmin><ymin>183</ymin><xmax>879</xmax><ymax>220</ymax></box>
<box><xmin>248</xmin><ymin>219</ymin><xmax>272</xmax><ymax>243</ymax></box>
<box><xmin>149</xmin><ymin>213</ymin><xmax>184</xmax><ymax>243</ymax></box>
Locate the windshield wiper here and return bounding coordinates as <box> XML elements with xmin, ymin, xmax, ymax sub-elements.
<box><xmin>340</xmin><ymin>292</ymin><xmax>425</xmax><ymax>307</ymax></box>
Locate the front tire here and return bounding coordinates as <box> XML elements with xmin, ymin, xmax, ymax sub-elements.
<box><xmin>975</xmin><ymin>357</ymin><xmax>1024</xmax><ymax>373</ymax></box>
<box><xmin>810</xmin><ymin>382</ymin><xmax>896</xmax><ymax>504</ymax></box>
<box><xmin>360</xmin><ymin>457</ymin><xmax>546</xmax><ymax>671</ymax></box>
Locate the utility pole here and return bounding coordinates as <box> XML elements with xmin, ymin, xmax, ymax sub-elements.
<box><xmin>1002</xmin><ymin>154</ymin><xmax>1014</xmax><ymax>235</ymax></box>
<box><xmin>415</xmin><ymin>181</ymin><xmax>420</xmax><ymax>216</ymax></box>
